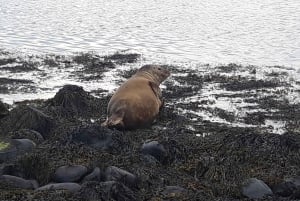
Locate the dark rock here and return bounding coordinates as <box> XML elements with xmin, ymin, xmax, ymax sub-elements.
<box><xmin>47</xmin><ymin>85</ymin><xmax>93</xmax><ymax>116</ymax></box>
<box><xmin>79</xmin><ymin>181</ymin><xmax>136</xmax><ymax>201</ymax></box>
<box><xmin>242</xmin><ymin>178</ymin><xmax>273</xmax><ymax>199</ymax></box>
<box><xmin>162</xmin><ymin>185</ymin><xmax>187</xmax><ymax>196</ymax></box>
<box><xmin>8</xmin><ymin>105</ymin><xmax>54</xmax><ymax>138</ymax></box>
<box><xmin>12</xmin><ymin>129</ymin><xmax>44</xmax><ymax>144</ymax></box>
<box><xmin>53</xmin><ymin>165</ymin><xmax>88</xmax><ymax>183</ymax></box>
<box><xmin>0</xmin><ymin>175</ymin><xmax>38</xmax><ymax>189</ymax></box>
<box><xmin>0</xmin><ymin>101</ymin><xmax>9</xmax><ymax>118</ymax></box>
<box><xmin>104</xmin><ymin>52</ymin><xmax>140</xmax><ymax>64</ymax></box>
<box><xmin>141</xmin><ymin>140</ymin><xmax>167</xmax><ymax>163</ymax></box>
<box><xmin>82</xmin><ymin>167</ymin><xmax>101</xmax><ymax>182</ymax></box>
<box><xmin>273</xmin><ymin>176</ymin><xmax>300</xmax><ymax>197</ymax></box>
<box><xmin>36</xmin><ymin>182</ymin><xmax>81</xmax><ymax>193</ymax></box>
<box><xmin>273</xmin><ymin>181</ymin><xmax>297</xmax><ymax>197</ymax></box>
<box><xmin>70</xmin><ymin>124</ymin><xmax>114</xmax><ymax>150</ymax></box>
<box><xmin>11</xmin><ymin>138</ymin><xmax>36</xmax><ymax>152</ymax></box>
<box><xmin>0</xmin><ymin>164</ymin><xmax>24</xmax><ymax>178</ymax></box>
<box><xmin>104</xmin><ymin>166</ymin><xmax>137</xmax><ymax>188</ymax></box>
<box><xmin>0</xmin><ymin>141</ymin><xmax>17</xmax><ymax>162</ymax></box>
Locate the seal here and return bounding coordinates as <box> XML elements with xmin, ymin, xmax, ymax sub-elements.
<box><xmin>101</xmin><ymin>65</ymin><xmax>170</xmax><ymax>130</ymax></box>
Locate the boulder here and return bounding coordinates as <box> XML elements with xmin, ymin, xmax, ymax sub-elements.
<box><xmin>53</xmin><ymin>165</ymin><xmax>88</xmax><ymax>183</ymax></box>
<box><xmin>0</xmin><ymin>175</ymin><xmax>38</xmax><ymax>189</ymax></box>
<box><xmin>104</xmin><ymin>166</ymin><xmax>137</xmax><ymax>188</ymax></box>
<box><xmin>242</xmin><ymin>178</ymin><xmax>273</xmax><ymax>199</ymax></box>
<box><xmin>36</xmin><ymin>182</ymin><xmax>81</xmax><ymax>193</ymax></box>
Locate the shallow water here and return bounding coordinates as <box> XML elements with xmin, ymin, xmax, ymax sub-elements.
<box><xmin>1</xmin><ymin>0</ymin><xmax>300</xmax><ymax>66</ymax></box>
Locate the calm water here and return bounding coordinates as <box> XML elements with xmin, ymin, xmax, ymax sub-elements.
<box><xmin>0</xmin><ymin>0</ymin><xmax>300</xmax><ymax>66</ymax></box>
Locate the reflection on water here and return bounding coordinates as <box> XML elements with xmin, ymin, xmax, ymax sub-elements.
<box><xmin>0</xmin><ymin>0</ymin><xmax>300</xmax><ymax>66</ymax></box>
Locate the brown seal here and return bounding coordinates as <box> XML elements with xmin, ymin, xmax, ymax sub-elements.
<box><xmin>101</xmin><ymin>65</ymin><xmax>170</xmax><ymax>130</ymax></box>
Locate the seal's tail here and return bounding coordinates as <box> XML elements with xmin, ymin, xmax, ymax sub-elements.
<box><xmin>101</xmin><ymin>113</ymin><xmax>124</xmax><ymax>128</ymax></box>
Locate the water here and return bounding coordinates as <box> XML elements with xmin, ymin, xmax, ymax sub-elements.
<box><xmin>1</xmin><ymin>0</ymin><xmax>300</xmax><ymax>66</ymax></box>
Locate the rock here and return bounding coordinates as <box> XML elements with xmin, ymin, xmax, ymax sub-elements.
<box><xmin>0</xmin><ymin>141</ymin><xmax>17</xmax><ymax>162</ymax></box>
<box><xmin>12</xmin><ymin>129</ymin><xmax>44</xmax><ymax>144</ymax></box>
<box><xmin>273</xmin><ymin>176</ymin><xmax>300</xmax><ymax>197</ymax></box>
<box><xmin>47</xmin><ymin>85</ymin><xmax>91</xmax><ymax>116</ymax></box>
<box><xmin>70</xmin><ymin>124</ymin><xmax>114</xmax><ymax>150</ymax></box>
<box><xmin>0</xmin><ymin>101</ymin><xmax>9</xmax><ymax>118</ymax></box>
<box><xmin>0</xmin><ymin>164</ymin><xmax>23</xmax><ymax>178</ymax></box>
<box><xmin>162</xmin><ymin>185</ymin><xmax>187</xmax><ymax>196</ymax></box>
<box><xmin>11</xmin><ymin>138</ymin><xmax>36</xmax><ymax>152</ymax></box>
<box><xmin>82</xmin><ymin>167</ymin><xmax>101</xmax><ymax>182</ymax></box>
<box><xmin>79</xmin><ymin>181</ymin><xmax>136</xmax><ymax>201</ymax></box>
<box><xmin>8</xmin><ymin>105</ymin><xmax>54</xmax><ymax>138</ymax></box>
<box><xmin>53</xmin><ymin>165</ymin><xmax>88</xmax><ymax>183</ymax></box>
<box><xmin>141</xmin><ymin>140</ymin><xmax>167</xmax><ymax>163</ymax></box>
<box><xmin>36</xmin><ymin>182</ymin><xmax>81</xmax><ymax>193</ymax></box>
<box><xmin>104</xmin><ymin>166</ymin><xmax>137</xmax><ymax>188</ymax></box>
<box><xmin>0</xmin><ymin>175</ymin><xmax>38</xmax><ymax>189</ymax></box>
<box><xmin>242</xmin><ymin>178</ymin><xmax>273</xmax><ymax>199</ymax></box>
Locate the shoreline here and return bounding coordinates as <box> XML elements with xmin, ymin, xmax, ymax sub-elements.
<box><xmin>0</xmin><ymin>51</ymin><xmax>300</xmax><ymax>200</ymax></box>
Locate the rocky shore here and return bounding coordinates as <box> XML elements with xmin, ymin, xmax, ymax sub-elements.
<box><xmin>0</xmin><ymin>51</ymin><xmax>300</xmax><ymax>200</ymax></box>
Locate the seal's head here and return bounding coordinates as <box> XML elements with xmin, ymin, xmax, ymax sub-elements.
<box><xmin>135</xmin><ymin>65</ymin><xmax>170</xmax><ymax>84</ymax></box>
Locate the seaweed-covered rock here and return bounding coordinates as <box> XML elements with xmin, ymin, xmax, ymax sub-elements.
<box><xmin>141</xmin><ymin>140</ymin><xmax>167</xmax><ymax>163</ymax></box>
<box><xmin>242</xmin><ymin>178</ymin><xmax>273</xmax><ymax>199</ymax></box>
<box><xmin>70</xmin><ymin>124</ymin><xmax>115</xmax><ymax>150</ymax></box>
<box><xmin>82</xmin><ymin>167</ymin><xmax>101</xmax><ymax>182</ymax></box>
<box><xmin>105</xmin><ymin>166</ymin><xmax>137</xmax><ymax>188</ymax></box>
<box><xmin>0</xmin><ymin>141</ymin><xmax>17</xmax><ymax>162</ymax></box>
<box><xmin>0</xmin><ymin>101</ymin><xmax>9</xmax><ymax>118</ymax></box>
<box><xmin>273</xmin><ymin>181</ymin><xmax>297</xmax><ymax>197</ymax></box>
<box><xmin>53</xmin><ymin>165</ymin><xmax>88</xmax><ymax>183</ymax></box>
<box><xmin>36</xmin><ymin>182</ymin><xmax>81</xmax><ymax>193</ymax></box>
<box><xmin>0</xmin><ymin>175</ymin><xmax>38</xmax><ymax>189</ymax></box>
<box><xmin>47</xmin><ymin>85</ymin><xmax>93</xmax><ymax>116</ymax></box>
<box><xmin>7</xmin><ymin>105</ymin><xmax>54</xmax><ymax>138</ymax></box>
<box><xmin>11</xmin><ymin>139</ymin><xmax>36</xmax><ymax>152</ymax></box>
<box><xmin>79</xmin><ymin>181</ymin><xmax>136</xmax><ymax>201</ymax></box>
<box><xmin>12</xmin><ymin>129</ymin><xmax>44</xmax><ymax>144</ymax></box>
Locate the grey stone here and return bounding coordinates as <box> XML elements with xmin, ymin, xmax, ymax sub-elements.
<box><xmin>0</xmin><ymin>175</ymin><xmax>38</xmax><ymax>189</ymax></box>
<box><xmin>53</xmin><ymin>165</ymin><xmax>88</xmax><ymax>182</ymax></box>
<box><xmin>36</xmin><ymin>182</ymin><xmax>81</xmax><ymax>193</ymax></box>
<box><xmin>105</xmin><ymin>166</ymin><xmax>137</xmax><ymax>187</ymax></box>
<box><xmin>141</xmin><ymin>140</ymin><xmax>167</xmax><ymax>163</ymax></box>
<box><xmin>242</xmin><ymin>178</ymin><xmax>273</xmax><ymax>199</ymax></box>
<box><xmin>11</xmin><ymin>138</ymin><xmax>36</xmax><ymax>152</ymax></box>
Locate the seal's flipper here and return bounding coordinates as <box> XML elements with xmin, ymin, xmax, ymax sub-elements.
<box><xmin>149</xmin><ymin>81</ymin><xmax>162</xmax><ymax>98</ymax></box>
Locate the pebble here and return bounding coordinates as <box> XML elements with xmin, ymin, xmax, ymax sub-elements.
<box><xmin>36</xmin><ymin>182</ymin><xmax>81</xmax><ymax>193</ymax></box>
<box><xmin>0</xmin><ymin>175</ymin><xmax>38</xmax><ymax>189</ymax></box>
<box><xmin>162</xmin><ymin>185</ymin><xmax>187</xmax><ymax>196</ymax></box>
<box><xmin>53</xmin><ymin>165</ymin><xmax>88</xmax><ymax>183</ymax></box>
<box><xmin>141</xmin><ymin>140</ymin><xmax>167</xmax><ymax>163</ymax></box>
<box><xmin>105</xmin><ymin>166</ymin><xmax>137</xmax><ymax>187</ymax></box>
<box><xmin>242</xmin><ymin>178</ymin><xmax>273</xmax><ymax>199</ymax></box>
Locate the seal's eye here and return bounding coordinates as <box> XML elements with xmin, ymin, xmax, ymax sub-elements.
<box><xmin>158</xmin><ymin>67</ymin><xmax>161</xmax><ymax>70</ymax></box>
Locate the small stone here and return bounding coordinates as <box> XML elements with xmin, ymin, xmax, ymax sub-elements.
<box><xmin>141</xmin><ymin>140</ymin><xmax>167</xmax><ymax>163</ymax></box>
<box><xmin>162</xmin><ymin>185</ymin><xmax>187</xmax><ymax>196</ymax></box>
<box><xmin>0</xmin><ymin>175</ymin><xmax>38</xmax><ymax>189</ymax></box>
<box><xmin>82</xmin><ymin>167</ymin><xmax>101</xmax><ymax>182</ymax></box>
<box><xmin>11</xmin><ymin>139</ymin><xmax>36</xmax><ymax>152</ymax></box>
<box><xmin>53</xmin><ymin>165</ymin><xmax>88</xmax><ymax>183</ymax></box>
<box><xmin>104</xmin><ymin>166</ymin><xmax>137</xmax><ymax>188</ymax></box>
<box><xmin>242</xmin><ymin>178</ymin><xmax>273</xmax><ymax>199</ymax></box>
<box><xmin>36</xmin><ymin>182</ymin><xmax>81</xmax><ymax>193</ymax></box>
